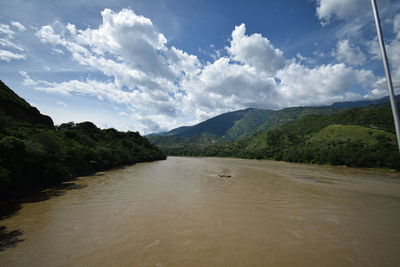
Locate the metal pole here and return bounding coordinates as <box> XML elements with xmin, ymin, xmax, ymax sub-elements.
<box><xmin>371</xmin><ymin>0</ymin><xmax>400</xmax><ymax>152</ymax></box>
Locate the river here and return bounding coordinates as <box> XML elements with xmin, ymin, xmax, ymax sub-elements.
<box><xmin>1</xmin><ymin>157</ymin><xmax>400</xmax><ymax>266</ymax></box>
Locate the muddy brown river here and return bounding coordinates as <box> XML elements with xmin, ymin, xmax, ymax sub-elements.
<box><xmin>1</xmin><ymin>157</ymin><xmax>400</xmax><ymax>266</ymax></box>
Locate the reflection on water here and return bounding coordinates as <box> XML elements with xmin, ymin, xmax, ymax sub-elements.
<box><xmin>0</xmin><ymin>226</ymin><xmax>24</xmax><ymax>252</ymax></box>
<box><xmin>1</xmin><ymin>157</ymin><xmax>400</xmax><ymax>266</ymax></box>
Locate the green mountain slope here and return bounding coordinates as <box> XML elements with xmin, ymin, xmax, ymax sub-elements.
<box><xmin>310</xmin><ymin>125</ymin><xmax>395</xmax><ymax>145</ymax></box>
<box><xmin>223</xmin><ymin>109</ymin><xmax>274</xmax><ymax>140</ymax></box>
<box><xmin>147</xmin><ymin>133</ymin><xmax>225</xmax><ymax>155</ymax></box>
<box><xmin>149</xmin><ymin>97</ymin><xmax>395</xmax><ymax>142</ymax></box>
<box><xmin>176</xmin><ymin>108</ymin><xmax>254</xmax><ymax>138</ymax></box>
<box><xmin>148</xmin><ymin>106</ymin><xmax>348</xmax><ymax>148</ymax></box>
<box><xmin>227</xmin><ymin>106</ymin><xmax>344</xmax><ymax>140</ymax></box>
<box><xmin>246</xmin><ymin>101</ymin><xmax>397</xmax><ymax>153</ymax></box>
<box><xmin>163</xmin><ymin>102</ymin><xmax>400</xmax><ymax>169</ymax></box>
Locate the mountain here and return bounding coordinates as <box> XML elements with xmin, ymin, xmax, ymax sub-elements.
<box><xmin>147</xmin><ymin>133</ymin><xmax>226</xmax><ymax>155</ymax></box>
<box><xmin>149</xmin><ymin>108</ymin><xmax>257</xmax><ymax>139</ymax></box>
<box><xmin>0</xmin><ymin>80</ymin><xmax>54</xmax><ymax>128</ymax></box>
<box><xmin>244</xmin><ymin>102</ymin><xmax>397</xmax><ymax>155</ymax></box>
<box><xmin>0</xmin><ymin>81</ymin><xmax>165</xmax><ymax>199</ymax></box>
<box><xmin>166</xmin><ymin>101</ymin><xmax>400</xmax><ymax>169</ymax></box>
<box><xmin>148</xmin><ymin>106</ymin><xmax>342</xmax><ymax>143</ymax></box>
<box><xmin>327</xmin><ymin>97</ymin><xmax>391</xmax><ymax>108</ymax></box>
<box><xmin>148</xmin><ymin>96</ymin><xmax>398</xmax><ymax>150</ymax></box>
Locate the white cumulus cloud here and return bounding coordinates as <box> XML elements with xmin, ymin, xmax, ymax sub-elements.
<box><xmin>227</xmin><ymin>23</ymin><xmax>285</xmax><ymax>76</ymax></box>
<box><xmin>28</xmin><ymin>8</ymin><xmax>384</xmax><ymax>134</ymax></box>
<box><xmin>333</xmin><ymin>39</ymin><xmax>366</xmax><ymax>66</ymax></box>
<box><xmin>316</xmin><ymin>0</ymin><xmax>367</xmax><ymax>24</ymax></box>
<box><xmin>276</xmin><ymin>62</ymin><xmax>376</xmax><ymax>106</ymax></box>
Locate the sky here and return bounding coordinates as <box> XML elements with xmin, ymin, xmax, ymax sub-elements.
<box><xmin>0</xmin><ymin>0</ymin><xmax>400</xmax><ymax>134</ymax></box>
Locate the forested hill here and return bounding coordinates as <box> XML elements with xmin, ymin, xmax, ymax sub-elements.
<box><xmin>160</xmin><ymin>101</ymin><xmax>400</xmax><ymax>170</ymax></box>
<box><xmin>0</xmin><ymin>80</ymin><xmax>54</xmax><ymax>128</ymax></box>
<box><xmin>148</xmin><ymin>96</ymin><xmax>394</xmax><ymax>142</ymax></box>
<box><xmin>149</xmin><ymin>107</ymin><xmax>344</xmax><ymax>141</ymax></box>
<box><xmin>0</xmin><ymin>81</ymin><xmax>166</xmax><ymax>199</ymax></box>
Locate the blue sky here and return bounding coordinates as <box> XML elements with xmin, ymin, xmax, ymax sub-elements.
<box><xmin>1</xmin><ymin>0</ymin><xmax>400</xmax><ymax>134</ymax></box>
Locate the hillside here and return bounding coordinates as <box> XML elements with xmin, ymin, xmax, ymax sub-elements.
<box><xmin>310</xmin><ymin>125</ymin><xmax>395</xmax><ymax>145</ymax></box>
<box><xmin>162</xmin><ymin>102</ymin><xmax>400</xmax><ymax>169</ymax></box>
<box><xmin>148</xmin><ymin>96</ymin><xmax>397</xmax><ymax>149</ymax></box>
<box><xmin>0</xmin><ymin>80</ymin><xmax>54</xmax><ymax>128</ymax></box>
<box><xmin>148</xmin><ymin>106</ymin><xmax>348</xmax><ymax>148</ymax></box>
<box><xmin>0</xmin><ymin>82</ymin><xmax>166</xmax><ymax>199</ymax></box>
<box><xmin>150</xmin><ymin>106</ymin><xmax>346</xmax><ymax>141</ymax></box>
<box><xmin>172</xmin><ymin>108</ymin><xmax>257</xmax><ymax>138</ymax></box>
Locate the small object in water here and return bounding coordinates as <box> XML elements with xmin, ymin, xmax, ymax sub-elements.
<box><xmin>218</xmin><ymin>174</ymin><xmax>231</xmax><ymax>178</ymax></box>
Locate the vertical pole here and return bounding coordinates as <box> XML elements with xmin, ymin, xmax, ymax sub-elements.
<box><xmin>371</xmin><ymin>0</ymin><xmax>400</xmax><ymax>152</ymax></box>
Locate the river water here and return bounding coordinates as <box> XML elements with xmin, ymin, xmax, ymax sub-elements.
<box><xmin>1</xmin><ymin>157</ymin><xmax>400</xmax><ymax>266</ymax></box>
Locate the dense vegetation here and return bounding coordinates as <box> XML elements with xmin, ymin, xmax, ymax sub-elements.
<box><xmin>159</xmin><ymin>102</ymin><xmax>400</xmax><ymax>170</ymax></box>
<box><xmin>0</xmin><ymin>81</ymin><xmax>165</xmax><ymax>198</ymax></box>
<box><xmin>149</xmin><ymin>97</ymin><xmax>391</xmax><ymax>143</ymax></box>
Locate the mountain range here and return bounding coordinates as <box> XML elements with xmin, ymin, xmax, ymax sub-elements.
<box><xmin>147</xmin><ymin>95</ymin><xmax>400</xmax><ymax>169</ymax></box>
<box><xmin>147</xmin><ymin>96</ymin><xmax>396</xmax><ymax>147</ymax></box>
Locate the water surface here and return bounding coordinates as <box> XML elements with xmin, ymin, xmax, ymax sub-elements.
<box><xmin>1</xmin><ymin>157</ymin><xmax>400</xmax><ymax>266</ymax></box>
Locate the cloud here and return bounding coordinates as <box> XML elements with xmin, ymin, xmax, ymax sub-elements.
<box><xmin>332</xmin><ymin>39</ymin><xmax>366</xmax><ymax>66</ymax></box>
<box><xmin>384</xmin><ymin>37</ymin><xmax>400</xmax><ymax>87</ymax></box>
<box><xmin>20</xmin><ymin>71</ymin><xmax>50</xmax><ymax>86</ymax></box>
<box><xmin>33</xmin><ymin>9</ymin><xmax>201</xmax><ymax>130</ymax></box>
<box><xmin>314</xmin><ymin>1</ymin><xmax>399</xmax><ymax>89</ymax></box>
<box><xmin>180</xmin><ymin>57</ymin><xmax>279</xmax><ymax>121</ymax></box>
<box><xmin>11</xmin><ymin>21</ymin><xmax>26</xmax><ymax>31</ymax></box>
<box><xmin>29</xmin><ymin>8</ymin><xmax>384</xmax><ymax>134</ymax></box>
<box><xmin>56</xmin><ymin>100</ymin><xmax>68</xmax><ymax>107</ymax></box>
<box><xmin>276</xmin><ymin>62</ymin><xmax>376</xmax><ymax>105</ymax></box>
<box><xmin>73</xmin><ymin>9</ymin><xmax>172</xmax><ymax>79</ymax></box>
<box><xmin>0</xmin><ymin>37</ymin><xmax>24</xmax><ymax>51</ymax></box>
<box><xmin>394</xmin><ymin>13</ymin><xmax>400</xmax><ymax>39</ymax></box>
<box><xmin>226</xmin><ymin>23</ymin><xmax>285</xmax><ymax>76</ymax></box>
<box><xmin>366</xmin><ymin>37</ymin><xmax>381</xmax><ymax>61</ymax></box>
<box><xmin>296</xmin><ymin>53</ymin><xmax>315</xmax><ymax>65</ymax></box>
<box><xmin>52</xmin><ymin>48</ymin><xmax>64</xmax><ymax>55</ymax></box>
<box><xmin>366</xmin><ymin>13</ymin><xmax>400</xmax><ymax>87</ymax></box>
<box><xmin>164</xmin><ymin>46</ymin><xmax>201</xmax><ymax>76</ymax></box>
<box><xmin>316</xmin><ymin>0</ymin><xmax>367</xmax><ymax>24</ymax></box>
<box><xmin>0</xmin><ymin>24</ymin><xmax>15</xmax><ymax>37</ymax></box>
<box><xmin>0</xmin><ymin>22</ymin><xmax>26</xmax><ymax>61</ymax></box>
<box><xmin>0</xmin><ymin>49</ymin><xmax>25</xmax><ymax>61</ymax></box>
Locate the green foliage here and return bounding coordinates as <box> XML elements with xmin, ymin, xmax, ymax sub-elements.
<box><xmin>147</xmin><ymin>133</ymin><xmax>225</xmax><ymax>152</ymax></box>
<box><xmin>149</xmin><ymin>104</ymin><xmax>353</xmax><ymax>149</ymax></box>
<box><xmin>152</xmin><ymin>105</ymin><xmax>351</xmax><ymax>143</ymax></box>
<box><xmin>0</xmin><ymin>83</ymin><xmax>166</xmax><ymax>198</ymax></box>
<box><xmin>224</xmin><ymin>109</ymin><xmax>274</xmax><ymax>140</ymax></box>
<box><xmin>0</xmin><ymin>120</ymin><xmax>166</xmax><ymax>197</ymax></box>
<box><xmin>178</xmin><ymin>109</ymin><xmax>253</xmax><ymax>138</ymax></box>
<box><xmin>311</xmin><ymin>125</ymin><xmax>396</xmax><ymax>145</ymax></box>
<box><xmin>161</xmin><ymin>102</ymin><xmax>400</xmax><ymax>170</ymax></box>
